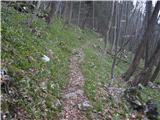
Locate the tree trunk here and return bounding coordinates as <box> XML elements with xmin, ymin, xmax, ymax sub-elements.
<box><xmin>28</xmin><ymin>1</ymin><xmax>41</xmax><ymax>26</ymax></box>
<box><xmin>92</xmin><ymin>1</ymin><xmax>95</xmax><ymax>29</ymax></box>
<box><xmin>150</xmin><ymin>60</ymin><xmax>160</xmax><ymax>82</ymax></box>
<box><xmin>46</xmin><ymin>2</ymin><xmax>55</xmax><ymax>25</ymax></box>
<box><xmin>111</xmin><ymin>2</ymin><xmax>118</xmax><ymax>52</ymax></box>
<box><xmin>123</xmin><ymin>1</ymin><xmax>160</xmax><ymax>81</ymax></box>
<box><xmin>105</xmin><ymin>1</ymin><xmax>114</xmax><ymax>49</ymax></box>
<box><xmin>78</xmin><ymin>1</ymin><xmax>81</xmax><ymax>26</ymax></box>
<box><xmin>111</xmin><ymin>2</ymin><xmax>119</xmax><ymax>79</ymax></box>
<box><xmin>69</xmin><ymin>2</ymin><xmax>73</xmax><ymax>24</ymax></box>
<box><xmin>54</xmin><ymin>1</ymin><xmax>61</xmax><ymax>16</ymax></box>
<box><xmin>131</xmin><ymin>41</ymin><xmax>160</xmax><ymax>86</ymax></box>
<box><xmin>63</xmin><ymin>2</ymin><xmax>69</xmax><ymax>24</ymax></box>
<box><xmin>145</xmin><ymin>1</ymin><xmax>152</xmax><ymax>68</ymax></box>
<box><xmin>46</xmin><ymin>1</ymin><xmax>61</xmax><ymax>24</ymax></box>
<box><xmin>82</xmin><ymin>2</ymin><xmax>91</xmax><ymax>29</ymax></box>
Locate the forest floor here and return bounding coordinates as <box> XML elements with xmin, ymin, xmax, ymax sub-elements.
<box><xmin>1</xmin><ymin>4</ymin><xmax>160</xmax><ymax>120</ymax></box>
<box><xmin>59</xmin><ymin>48</ymin><xmax>89</xmax><ymax>119</ymax></box>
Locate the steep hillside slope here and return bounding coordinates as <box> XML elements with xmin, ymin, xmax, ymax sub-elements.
<box><xmin>1</xmin><ymin>4</ymin><xmax>160</xmax><ymax>120</ymax></box>
<box><xmin>1</xmin><ymin>4</ymin><xmax>100</xmax><ymax>119</ymax></box>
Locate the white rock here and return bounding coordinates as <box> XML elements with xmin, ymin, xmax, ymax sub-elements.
<box><xmin>82</xmin><ymin>101</ymin><xmax>91</xmax><ymax>108</ymax></box>
<box><xmin>40</xmin><ymin>82</ymin><xmax>47</xmax><ymax>90</ymax></box>
<box><xmin>75</xmin><ymin>89</ymin><xmax>84</xmax><ymax>96</ymax></box>
<box><xmin>78</xmin><ymin>103</ymin><xmax>82</xmax><ymax>110</ymax></box>
<box><xmin>78</xmin><ymin>100</ymin><xmax>91</xmax><ymax>111</ymax></box>
<box><xmin>63</xmin><ymin>92</ymin><xmax>77</xmax><ymax>99</ymax></box>
<box><xmin>42</xmin><ymin>55</ymin><xmax>50</xmax><ymax>62</ymax></box>
<box><xmin>54</xmin><ymin>99</ymin><xmax>61</xmax><ymax>108</ymax></box>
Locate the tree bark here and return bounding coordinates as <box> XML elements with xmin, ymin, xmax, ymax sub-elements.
<box><xmin>78</xmin><ymin>1</ymin><xmax>81</xmax><ymax>26</ymax></box>
<box><xmin>150</xmin><ymin>60</ymin><xmax>160</xmax><ymax>82</ymax></box>
<box><xmin>92</xmin><ymin>1</ymin><xmax>95</xmax><ymax>29</ymax></box>
<box><xmin>123</xmin><ymin>1</ymin><xmax>160</xmax><ymax>81</ymax></box>
<box><xmin>105</xmin><ymin>1</ymin><xmax>114</xmax><ymax>49</ymax></box>
<box><xmin>111</xmin><ymin>2</ymin><xmax>118</xmax><ymax>52</ymax></box>
<box><xmin>131</xmin><ymin>40</ymin><xmax>160</xmax><ymax>86</ymax></box>
<box><xmin>63</xmin><ymin>2</ymin><xmax>69</xmax><ymax>24</ymax></box>
<box><xmin>81</xmin><ymin>2</ymin><xmax>92</xmax><ymax>28</ymax></box>
<box><xmin>46</xmin><ymin>2</ymin><xmax>55</xmax><ymax>25</ymax></box>
<box><xmin>111</xmin><ymin>2</ymin><xmax>119</xmax><ymax>79</ymax></box>
<box><xmin>145</xmin><ymin>1</ymin><xmax>152</xmax><ymax>68</ymax></box>
<box><xmin>28</xmin><ymin>1</ymin><xmax>41</xmax><ymax>26</ymax></box>
<box><xmin>69</xmin><ymin>2</ymin><xmax>73</xmax><ymax>24</ymax></box>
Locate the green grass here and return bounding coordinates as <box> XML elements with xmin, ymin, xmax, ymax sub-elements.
<box><xmin>140</xmin><ymin>87</ymin><xmax>160</xmax><ymax>114</ymax></box>
<box><xmin>1</xmin><ymin>4</ymin><xmax>98</xmax><ymax>119</ymax></box>
<box><xmin>1</xmin><ymin>3</ymin><xmax>160</xmax><ymax>120</ymax></box>
<box><xmin>80</xmin><ymin>37</ymin><xmax>129</xmax><ymax>117</ymax></box>
<box><xmin>80</xmin><ymin>22</ymin><xmax>160</xmax><ymax>119</ymax></box>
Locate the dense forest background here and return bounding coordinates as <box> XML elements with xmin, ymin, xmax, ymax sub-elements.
<box><xmin>11</xmin><ymin>0</ymin><xmax>160</xmax><ymax>85</ymax></box>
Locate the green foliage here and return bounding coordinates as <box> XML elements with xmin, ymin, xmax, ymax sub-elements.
<box><xmin>140</xmin><ymin>87</ymin><xmax>160</xmax><ymax>114</ymax></box>
<box><xmin>1</xmin><ymin>4</ymin><xmax>97</xmax><ymax>119</ymax></box>
<box><xmin>81</xmin><ymin>38</ymin><xmax>129</xmax><ymax>113</ymax></box>
<box><xmin>2</xmin><ymin>3</ymin><xmax>160</xmax><ymax>119</ymax></box>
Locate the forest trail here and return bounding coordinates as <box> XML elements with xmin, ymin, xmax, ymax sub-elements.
<box><xmin>59</xmin><ymin>48</ymin><xmax>90</xmax><ymax>120</ymax></box>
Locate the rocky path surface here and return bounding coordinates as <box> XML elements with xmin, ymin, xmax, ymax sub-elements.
<box><xmin>59</xmin><ymin>48</ymin><xmax>90</xmax><ymax>120</ymax></box>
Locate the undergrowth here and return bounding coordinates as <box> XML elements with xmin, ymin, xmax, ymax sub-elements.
<box><xmin>1</xmin><ymin>3</ymin><xmax>160</xmax><ymax>120</ymax></box>
<box><xmin>1</xmin><ymin>4</ymin><xmax>97</xmax><ymax>119</ymax></box>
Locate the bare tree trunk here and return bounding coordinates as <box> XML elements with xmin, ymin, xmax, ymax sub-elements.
<box><xmin>150</xmin><ymin>60</ymin><xmax>160</xmax><ymax>82</ymax></box>
<box><xmin>111</xmin><ymin>2</ymin><xmax>124</xmax><ymax>80</ymax></box>
<box><xmin>55</xmin><ymin>1</ymin><xmax>61</xmax><ymax>16</ymax></box>
<box><xmin>28</xmin><ymin>1</ymin><xmax>41</xmax><ymax>26</ymax></box>
<box><xmin>111</xmin><ymin>2</ymin><xmax>118</xmax><ymax>79</ymax></box>
<box><xmin>92</xmin><ymin>1</ymin><xmax>95</xmax><ymax>29</ymax></box>
<box><xmin>45</xmin><ymin>1</ymin><xmax>61</xmax><ymax>25</ymax></box>
<box><xmin>63</xmin><ymin>2</ymin><xmax>69</xmax><ymax>24</ymax></box>
<box><xmin>105</xmin><ymin>1</ymin><xmax>114</xmax><ymax>49</ymax></box>
<box><xmin>46</xmin><ymin>2</ymin><xmax>55</xmax><ymax>25</ymax></box>
<box><xmin>82</xmin><ymin>2</ymin><xmax>91</xmax><ymax>29</ymax></box>
<box><xmin>131</xmin><ymin>42</ymin><xmax>160</xmax><ymax>86</ymax></box>
<box><xmin>78</xmin><ymin>1</ymin><xmax>81</xmax><ymax>26</ymax></box>
<box><xmin>69</xmin><ymin>2</ymin><xmax>73</xmax><ymax>24</ymax></box>
<box><xmin>111</xmin><ymin>2</ymin><xmax>117</xmax><ymax>52</ymax></box>
<box><xmin>145</xmin><ymin>1</ymin><xmax>152</xmax><ymax>68</ymax></box>
<box><xmin>123</xmin><ymin>1</ymin><xmax>160</xmax><ymax>81</ymax></box>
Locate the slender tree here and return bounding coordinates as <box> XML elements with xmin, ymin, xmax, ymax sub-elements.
<box><xmin>150</xmin><ymin>60</ymin><xmax>160</xmax><ymax>82</ymax></box>
<box><xmin>28</xmin><ymin>1</ymin><xmax>41</xmax><ymax>26</ymax></box>
<box><xmin>69</xmin><ymin>2</ymin><xmax>73</xmax><ymax>24</ymax></box>
<box><xmin>145</xmin><ymin>1</ymin><xmax>152</xmax><ymax>68</ymax></box>
<box><xmin>92</xmin><ymin>1</ymin><xmax>95</xmax><ymax>29</ymax></box>
<box><xmin>78</xmin><ymin>1</ymin><xmax>81</xmax><ymax>26</ymax></box>
<box><xmin>131</xmin><ymin>40</ymin><xmax>160</xmax><ymax>86</ymax></box>
<box><xmin>104</xmin><ymin>1</ymin><xmax>115</xmax><ymax>50</ymax></box>
<box><xmin>46</xmin><ymin>2</ymin><xmax>55</xmax><ymax>24</ymax></box>
<box><xmin>123</xmin><ymin>1</ymin><xmax>160</xmax><ymax>81</ymax></box>
<box><xmin>111</xmin><ymin>2</ymin><xmax>119</xmax><ymax>79</ymax></box>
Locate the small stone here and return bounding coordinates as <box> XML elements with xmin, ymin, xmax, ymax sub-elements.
<box><xmin>2</xmin><ymin>114</ymin><xmax>7</xmax><ymax>119</ymax></box>
<box><xmin>63</xmin><ymin>92</ymin><xmax>77</xmax><ymax>99</ymax></box>
<box><xmin>40</xmin><ymin>82</ymin><xmax>47</xmax><ymax>90</ymax></box>
<box><xmin>54</xmin><ymin>99</ymin><xmax>61</xmax><ymax>108</ymax></box>
<box><xmin>78</xmin><ymin>100</ymin><xmax>92</xmax><ymax>111</ymax></box>
<box><xmin>91</xmin><ymin>112</ymin><xmax>99</xmax><ymax>120</ymax></box>
<box><xmin>78</xmin><ymin>103</ymin><xmax>82</xmax><ymax>110</ymax></box>
<box><xmin>42</xmin><ymin>55</ymin><xmax>50</xmax><ymax>62</ymax></box>
<box><xmin>75</xmin><ymin>89</ymin><xmax>84</xmax><ymax>96</ymax></box>
<box><xmin>82</xmin><ymin>101</ymin><xmax>91</xmax><ymax>108</ymax></box>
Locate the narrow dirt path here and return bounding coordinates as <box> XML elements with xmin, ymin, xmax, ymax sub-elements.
<box><xmin>59</xmin><ymin>48</ymin><xmax>90</xmax><ymax>120</ymax></box>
